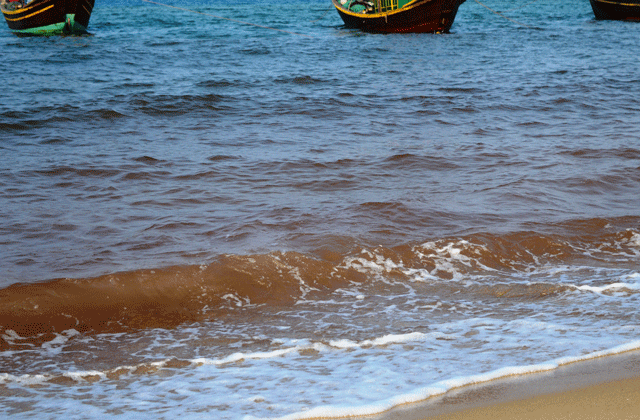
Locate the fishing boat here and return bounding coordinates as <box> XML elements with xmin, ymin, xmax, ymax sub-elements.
<box><xmin>589</xmin><ymin>0</ymin><xmax>640</xmax><ymax>20</ymax></box>
<box><xmin>1</xmin><ymin>0</ymin><xmax>95</xmax><ymax>35</ymax></box>
<box><xmin>332</xmin><ymin>0</ymin><xmax>466</xmax><ymax>33</ymax></box>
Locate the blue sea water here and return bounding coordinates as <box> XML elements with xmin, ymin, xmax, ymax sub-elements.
<box><xmin>1</xmin><ymin>0</ymin><xmax>640</xmax><ymax>418</ymax></box>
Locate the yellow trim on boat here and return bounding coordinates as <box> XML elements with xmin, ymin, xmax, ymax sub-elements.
<box><xmin>2</xmin><ymin>0</ymin><xmax>49</xmax><ymax>15</ymax></box>
<box><xmin>332</xmin><ymin>0</ymin><xmax>432</xmax><ymax>18</ymax></box>
<box><xmin>3</xmin><ymin>4</ymin><xmax>54</xmax><ymax>21</ymax></box>
<box><xmin>593</xmin><ymin>0</ymin><xmax>640</xmax><ymax>5</ymax></box>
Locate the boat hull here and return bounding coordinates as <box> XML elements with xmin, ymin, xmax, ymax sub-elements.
<box><xmin>1</xmin><ymin>0</ymin><xmax>95</xmax><ymax>35</ymax></box>
<box><xmin>589</xmin><ymin>0</ymin><xmax>640</xmax><ymax>20</ymax></box>
<box><xmin>332</xmin><ymin>0</ymin><xmax>466</xmax><ymax>33</ymax></box>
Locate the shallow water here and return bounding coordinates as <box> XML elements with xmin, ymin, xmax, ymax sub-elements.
<box><xmin>1</xmin><ymin>0</ymin><xmax>640</xmax><ymax>418</ymax></box>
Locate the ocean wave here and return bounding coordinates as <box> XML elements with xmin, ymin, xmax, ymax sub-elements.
<box><xmin>1</xmin><ymin>220</ymin><xmax>638</xmax><ymax>348</ymax></box>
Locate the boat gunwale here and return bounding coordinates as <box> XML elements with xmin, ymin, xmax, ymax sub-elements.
<box><xmin>1</xmin><ymin>0</ymin><xmax>52</xmax><ymax>16</ymax></box>
<box><xmin>589</xmin><ymin>0</ymin><xmax>640</xmax><ymax>20</ymax></box>
<box><xmin>331</xmin><ymin>0</ymin><xmax>434</xmax><ymax>19</ymax></box>
<box><xmin>2</xmin><ymin>4</ymin><xmax>54</xmax><ymax>21</ymax></box>
<box><xmin>590</xmin><ymin>0</ymin><xmax>640</xmax><ymax>5</ymax></box>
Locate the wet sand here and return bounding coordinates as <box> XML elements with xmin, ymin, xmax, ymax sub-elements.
<box><xmin>420</xmin><ymin>375</ymin><xmax>640</xmax><ymax>420</ymax></box>
<box><xmin>382</xmin><ymin>350</ymin><xmax>640</xmax><ymax>420</ymax></box>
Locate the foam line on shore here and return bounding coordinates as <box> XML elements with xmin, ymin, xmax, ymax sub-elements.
<box><xmin>262</xmin><ymin>340</ymin><xmax>640</xmax><ymax>420</ymax></box>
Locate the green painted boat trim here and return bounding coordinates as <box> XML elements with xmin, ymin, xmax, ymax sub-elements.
<box><xmin>337</xmin><ymin>0</ymin><xmax>412</xmax><ymax>15</ymax></box>
<box><xmin>8</xmin><ymin>13</ymin><xmax>88</xmax><ymax>35</ymax></box>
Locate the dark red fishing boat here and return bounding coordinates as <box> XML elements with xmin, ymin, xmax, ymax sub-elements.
<box><xmin>1</xmin><ymin>0</ymin><xmax>94</xmax><ymax>35</ymax></box>
<box><xmin>331</xmin><ymin>0</ymin><xmax>466</xmax><ymax>33</ymax></box>
<box><xmin>589</xmin><ymin>0</ymin><xmax>640</xmax><ymax>20</ymax></box>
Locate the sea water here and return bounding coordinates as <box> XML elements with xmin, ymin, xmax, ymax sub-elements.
<box><xmin>1</xmin><ymin>0</ymin><xmax>640</xmax><ymax>418</ymax></box>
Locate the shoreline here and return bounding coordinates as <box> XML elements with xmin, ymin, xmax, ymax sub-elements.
<box><xmin>416</xmin><ymin>375</ymin><xmax>640</xmax><ymax>420</ymax></box>
<box><xmin>380</xmin><ymin>349</ymin><xmax>640</xmax><ymax>420</ymax></box>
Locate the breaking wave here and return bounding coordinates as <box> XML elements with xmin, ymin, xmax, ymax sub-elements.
<box><xmin>1</xmin><ymin>219</ymin><xmax>638</xmax><ymax>350</ymax></box>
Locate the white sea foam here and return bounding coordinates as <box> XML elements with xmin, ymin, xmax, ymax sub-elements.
<box><xmin>343</xmin><ymin>254</ymin><xmax>402</xmax><ymax>275</ymax></box>
<box><xmin>64</xmin><ymin>370</ymin><xmax>107</xmax><ymax>381</ymax></box>
<box><xmin>192</xmin><ymin>342</ymin><xmax>330</xmax><ymax>366</ymax></box>
<box><xmin>341</xmin><ymin>242</ymin><xmax>485</xmax><ymax>286</ymax></box>
<box><xmin>2</xmin><ymin>317</ymin><xmax>639</xmax><ymax>420</ymax></box>
<box><xmin>41</xmin><ymin>329</ymin><xmax>81</xmax><ymax>354</ymax></box>
<box><xmin>576</xmin><ymin>282</ymin><xmax>640</xmax><ymax>294</ymax></box>
<box><xmin>573</xmin><ymin>271</ymin><xmax>640</xmax><ymax>294</ymax></box>
<box><xmin>0</xmin><ymin>372</ymin><xmax>49</xmax><ymax>386</ymax></box>
<box><xmin>262</xmin><ymin>340</ymin><xmax>640</xmax><ymax>420</ymax></box>
<box><xmin>628</xmin><ymin>232</ymin><xmax>640</xmax><ymax>247</ymax></box>
<box><xmin>329</xmin><ymin>332</ymin><xmax>449</xmax><ymax>349</ymax></box>
<box><xmin>221</xmin><ymin>293</ymin><xmax>249</xmax><ymax>307</ymax></box>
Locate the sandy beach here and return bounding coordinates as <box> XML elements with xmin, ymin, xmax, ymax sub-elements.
<box><xmin>438</xmin><ymin>377</ymin><xmax>639</xmax><ymax>419</ymax></box>
<box><xmin>419</xmin><ymin>375</ymin><xmax>640</xmax><ymax>420</ymax></box>
<box><xmin>382</xmin><ymin>350</ymin><xmax>640</xmax><ymax>420</ymax></box>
